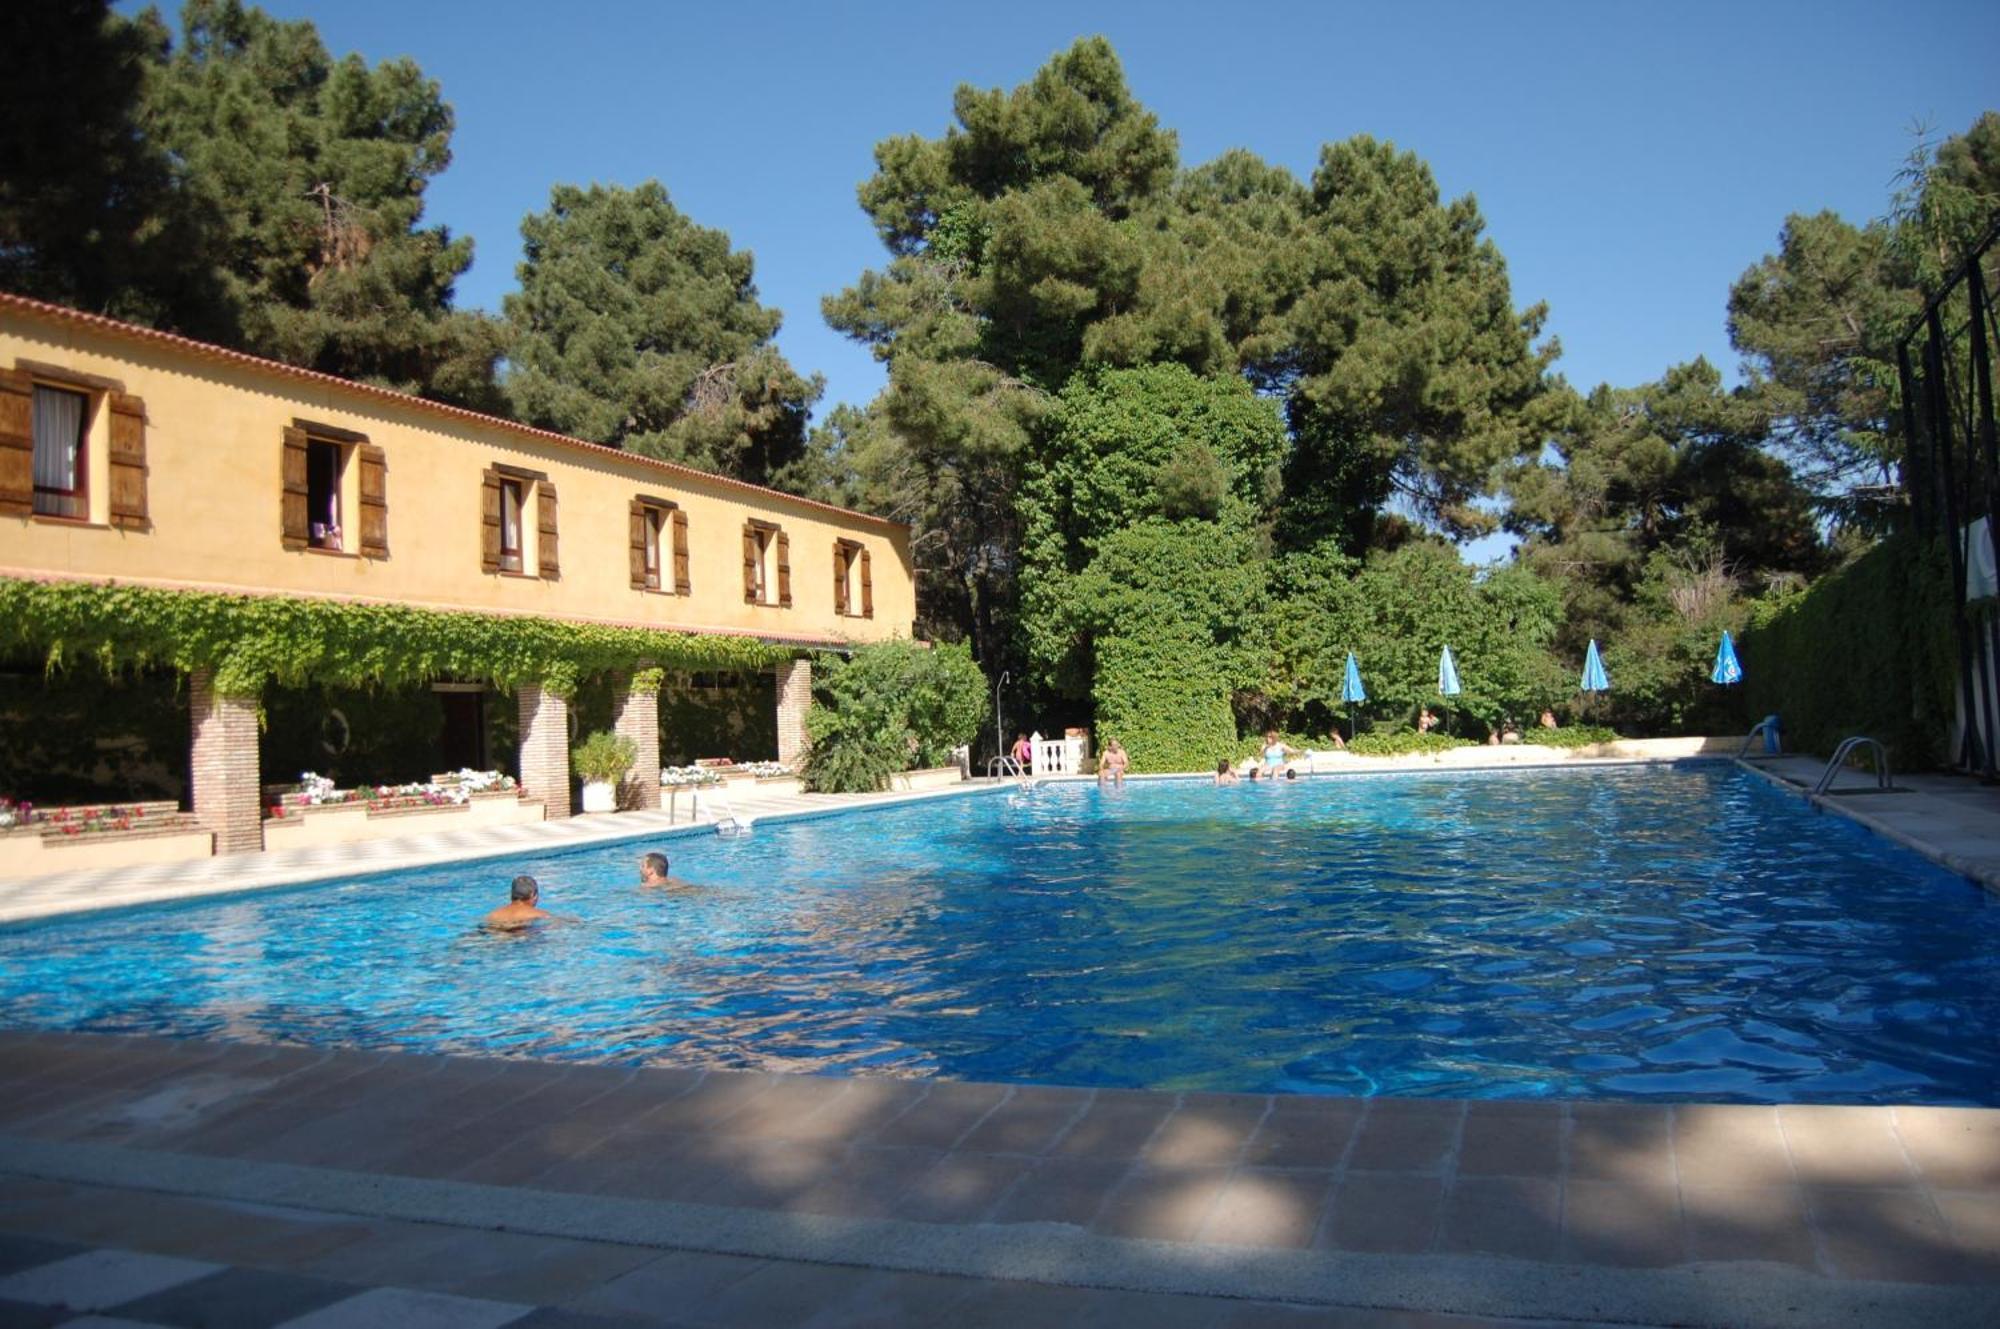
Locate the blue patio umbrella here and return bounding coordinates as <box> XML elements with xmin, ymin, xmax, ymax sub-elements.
<box><xmin>1580</xmin><ymin>639</ymin><xmax>1610</xmax><ymax>693</ymax></box>
<box><xmin>1711</xmin><ymin>630</ymin><xmax>1743</xmax><ymax>685</ymax></box>
<box><xmin>1342</xmin><ymin>651</ymin><xmax>1367</xmax><ymax>743</ymax></box>
<box><xmin>1435</xmin><ymin>644</ymin><xmax>1462</xmax><ymax>735</ymax></box>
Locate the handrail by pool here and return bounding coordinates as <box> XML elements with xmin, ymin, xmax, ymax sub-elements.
<box><xmin>1739</xmin><ymin>719</ymin><xmax>1779</xmax><ymax>759</ymax></box>
<box><xmin>1813</xmin><ymin>736</ymin><xmax>1895</xmax><ymax>796</ymax></box>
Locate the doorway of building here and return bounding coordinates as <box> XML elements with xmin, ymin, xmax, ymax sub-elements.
<box><xmin>436</xmin><ymin>685</ymin><xmax>487</xmax><ymax>772</ymax></box>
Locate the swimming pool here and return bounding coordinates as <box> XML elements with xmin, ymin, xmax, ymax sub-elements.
<box><xmin>2</xmin><ymin>763</ymin><xmax>1996</xmax><ymax>1104</ymax></box>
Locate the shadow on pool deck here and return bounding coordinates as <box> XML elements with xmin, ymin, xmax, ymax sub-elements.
<box><xmin>0</xmin><ymin>1031</ymin><xmax>1993</xmax><ymax>1327</ymax></box>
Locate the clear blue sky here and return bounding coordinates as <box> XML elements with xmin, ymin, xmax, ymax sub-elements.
<box><xmin>232</xmin><ymin>0</ymin><xmax>1994</xmax><ymax>545</ymax></box>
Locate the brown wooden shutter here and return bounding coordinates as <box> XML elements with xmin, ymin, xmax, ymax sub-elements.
<box><xmin>536</xmin><ymin>482</ymin><xmax>560</xmax><ymax>579</ymax></box>
<box><xmin>832</xmin><ymin>543</ymin><xmax>849</xmax><ymax>616</ymax></box>
<box><xmin>671</xmin><ymin>509</ymin><xmax>691</xmax><ymax>595</ymax></box>
<box><xmin>280</xmin><ymin>427</ymin><xmax>309</xmax><ymax>548</ymax></box>
<box><xmin>742</xmin><ymin>524</ymin><xmax>759</xmax><ymax>602</ymax></box>
<box><xmin>0</xmin><ymin>370</ymin><xmax>37</xmax><ymax>517</ymax></box>
<box><xmin>106</xmin><ymin>393</ymin><xmax>149</xmax><ymax>530</ymax></box>
<box><xmin>776</xmin><ymin>529</ymin><xmax>792</xmax><ymax>607</ymax></box>
<box><xmin>629</xmin><ymin>499</ymin><xmax>649</xmax><ymax>589</ymax></box>
<box><xmin>860</xmin><ymin>547</ymin><xmax>874</xmax><ymax>618</ymax></box>
<box><xmin>480</xmin><ymin>469</ymin><xmax>502</xmax><ymax>572</ymax></box>
<box><xmin>357</xmin><ymin>443</ymin><xmax>388</xmax><ymax>557</ymax></box>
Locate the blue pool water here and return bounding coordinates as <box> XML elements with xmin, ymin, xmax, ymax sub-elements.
<box><xmin>2</xmin><ymin>764</ymin><xmax>1997</xmax><ymax>1104</ymax></box>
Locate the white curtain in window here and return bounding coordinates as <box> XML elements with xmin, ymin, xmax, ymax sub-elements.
<box><xmin>32</xmin><ymin>387</ymin><xmax>83</xmax><ymax>493</ymax></box>
<box><xmin>501</xmin><ymin>483</ymin><xmax>522</xmax><ymax>551</ymax></box>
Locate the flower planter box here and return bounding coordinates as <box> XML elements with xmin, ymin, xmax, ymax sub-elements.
<box><xmin>0</xmin><ymin>821</ymin><xmax>214</xmax><ymax>878</ymax></box>
<box><xmin>264</xmin><ymin>791</ymin><xmax>543</xmax><ymax>850</ymax></box>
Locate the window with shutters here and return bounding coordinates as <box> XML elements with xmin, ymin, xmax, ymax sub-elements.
<box><xmin>742</xmin><ymin>520</ymin><xmax>790</xmax><ymax>607</ymax></box>
<box><xmin>2</xmin><ymin>369</ymin><xmax>148</xmax><ymax>529</ymax></box>
<box><xmin>31</xmin><ymin>385</ymin><xmax>89</xmax><ymax>520</ymax></box>
<box><xmin>833</xmin><ymin>539</ymin><xmax>874</xmax><ymax>619</ymax></box>
<box><xmin>629</xmin><ymin>497</ymin><xmax>689</xmax><ymax>595</ymax></box>
<box><xmin>282</xmin><ymin>424</ymin><xmax>384</xmax><ymax>558</ymax></box>
<box><xmin>482</xmin><ymin>465</ymin><xmax>556</xmax><ymax>579</ymax></box>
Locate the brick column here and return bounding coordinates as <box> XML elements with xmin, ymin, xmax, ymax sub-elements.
<box><xmin>775</xmin><ymin>658</ymin><xmax>811</xmax><ymax>768</ymax></box>
<box><xmin>189</xmin><ymin>668</ymin><xmax>264</xmax><ymax>855</ymax></box>
<box><xmin>517</xmin><ymin>683</ymin><xmax>572</xmax><ymax>819</ymax></box>
<box><xmin>612</xmin><ymin>673</ymin><xmax>661</xmax><ymax>811</ymax></box>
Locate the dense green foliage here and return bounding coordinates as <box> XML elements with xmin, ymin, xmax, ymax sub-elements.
<box><xmin>1741</xmin><ymin>536</ymin><xmax>1956</xmax><ymax>764</ymax></box>
<box><xmin>821</xmin><ymin>38</ymin><xmax>1553</xmax><ymax>665</ymax></box>
<box><xmin>0</xmin><ymin>661</ymin><xmax>188</xmax><ymax>804</ymax></box>
<box><xmin>1347</xmin><ymin>732</ymin><xmax>1478</xmax><ymax>757</ymax></box>
<box><xmin>0</xmin><ymin>579</ymin><xmax>787</xmax><ymax>699</ymax></box>
<box><xmin>503</xmin><ymin>182</ymin><xmax>822</xmax><ymax>485</ymax></box>
<box><xmin>570</xmin><ymin>732</ymin><xmax>638</xmax><ymax>783</ymax></box>
<box><xmin>1092</xmin><ymin>625</ymin><xmax>1237</xmax><ymax>774</ymax></box>
<box><xmin>801</xmin><ymin>641</ymin><xmax>987</xmax><ymax>792</ymax></box>
<box><xmin>1021</xmin><ymin>364</ymin><xmax>1282</xmax><ymax>698</ymax></box>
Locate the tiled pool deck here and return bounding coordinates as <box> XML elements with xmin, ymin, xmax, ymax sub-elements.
<box><xmin>0</xmin><ymin>1032</ymin><xmax>1993</xmax><ymax>1328</ymax></box>
<box><xmin>3</xmin><ymin>756</ymin><xmax>1998</xmax><ymax>1325</ymax></box>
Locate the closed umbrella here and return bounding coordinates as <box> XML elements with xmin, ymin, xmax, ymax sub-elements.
<box><xmin>1711</xmin><ymin>630</ymin><xmax>1743</xmax><ymax>685</ymax></box>
<box><xmin>1436</xmin><ymin>645</ymin><xmax>1462</xmax><ymax>734</ymax></box>
<box><xmin>1342</xmin><ymin>651</ymin><xmax>1367</xmax><ymax>744</ymax></box>
<box><xmin>1580</xmin><ymin>639</ymin><xmax>1610</xmax><ymax>693</ymax></box>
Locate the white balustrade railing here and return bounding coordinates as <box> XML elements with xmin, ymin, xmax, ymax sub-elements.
<box><xmin>1030</xmin><ymin>737</ymin><xmax>1085</xmax><ymax>777</ymax></box>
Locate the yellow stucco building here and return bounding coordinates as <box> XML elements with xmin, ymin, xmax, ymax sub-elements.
<box><xmin>0</xmin><ymin>292</ymin><xmax>918</xmax><ymax>855</ymax></box>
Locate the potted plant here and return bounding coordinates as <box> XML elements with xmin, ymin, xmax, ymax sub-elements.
<box><xmin>572</xmin><ymin>732</ymin><xmax>638</xmax><ymax>813</ymax></box>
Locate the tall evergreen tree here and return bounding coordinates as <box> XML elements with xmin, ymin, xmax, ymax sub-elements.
<box><xmin>0</xmin><ymin>0</ymin><xmax>230</xmax><ymax>334</ymax></box>
<box><xmin>1728</xmin><ymin>112</ymin><xmax>2000</xmax><ymax>518</ymax></box>
<box><xmin>1277</xmin><ymin>136</ymin><xmax>1557</xmax><ymax>552</ymax></box>
<box><xmin>503</xmin><ymin>182</ymin><xmax>821</xmax><ymax>485</ymax></box>
<box><xmin>137</xmin><ymin>0</ymin><xmax>500</xmax><ymax>407</ymax></box>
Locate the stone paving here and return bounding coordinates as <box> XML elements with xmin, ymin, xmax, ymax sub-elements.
<box><xmin>0</xmin><ymin>1033</ymin><xmax>1992</xmax><ymax>1327</ymax></box>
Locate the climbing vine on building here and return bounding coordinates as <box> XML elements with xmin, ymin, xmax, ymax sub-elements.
<box><xmin>0</xmin><ymin>579</ymin><xmax>790</xmax><ymax>698</ymax></box>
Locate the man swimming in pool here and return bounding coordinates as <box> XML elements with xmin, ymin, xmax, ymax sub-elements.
<box><xmin>637</xmin><ymin>851</ymin><xmax>696</xmax><ymax>890</ymax></box>
<box><xmin>483</xmin><ymin>875</ymin><xmax>554</xmax><ymax>931</ymax></box>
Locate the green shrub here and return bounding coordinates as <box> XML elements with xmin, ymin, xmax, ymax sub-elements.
<box><xmin>803</xmin><ymin>640</ymin><xmax>988</xmax><ymax>792</ymax></box>
<box><xmin>571</xmin><ymin>731</ymin><xmax>637</xmax><ymax>783</ymax></box>
<box><xmin>1347</xmin><ymin>731</ymin><xmax>1478</xmax><ymax>756</ymax></box>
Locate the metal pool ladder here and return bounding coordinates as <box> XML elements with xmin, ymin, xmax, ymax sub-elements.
<box><xmin>1812</xmin><ymin>736</ymin><xmax>1895</xmax><ymax>796</ymax></box>
<box><xmin>1738</xmin><ymin>718</ymin><xmax>1780</xmax><ymax>758</ymax></box>
<box><xmin>691</xmin><ymin>787</ymin><xmax>753</xmax><ymax>836</ymax></box>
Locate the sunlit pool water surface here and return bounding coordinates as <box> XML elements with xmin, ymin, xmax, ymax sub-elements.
<box><xmin>3</xmin><ymin>764</ymin><xmax>1997</xmax><ymax>1104</ymax></box>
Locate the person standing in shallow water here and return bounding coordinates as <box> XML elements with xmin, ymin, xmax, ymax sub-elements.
<box><xmin>483</xmin><ymin>875</ymin><xmax>553</xmax><ymax>931</ymax></box>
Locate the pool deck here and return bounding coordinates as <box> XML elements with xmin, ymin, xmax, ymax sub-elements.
<box><xmin>0</xmin><ymin>1032</ymin><xmax>1993</xmax><ymax>1328</ymax></box>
